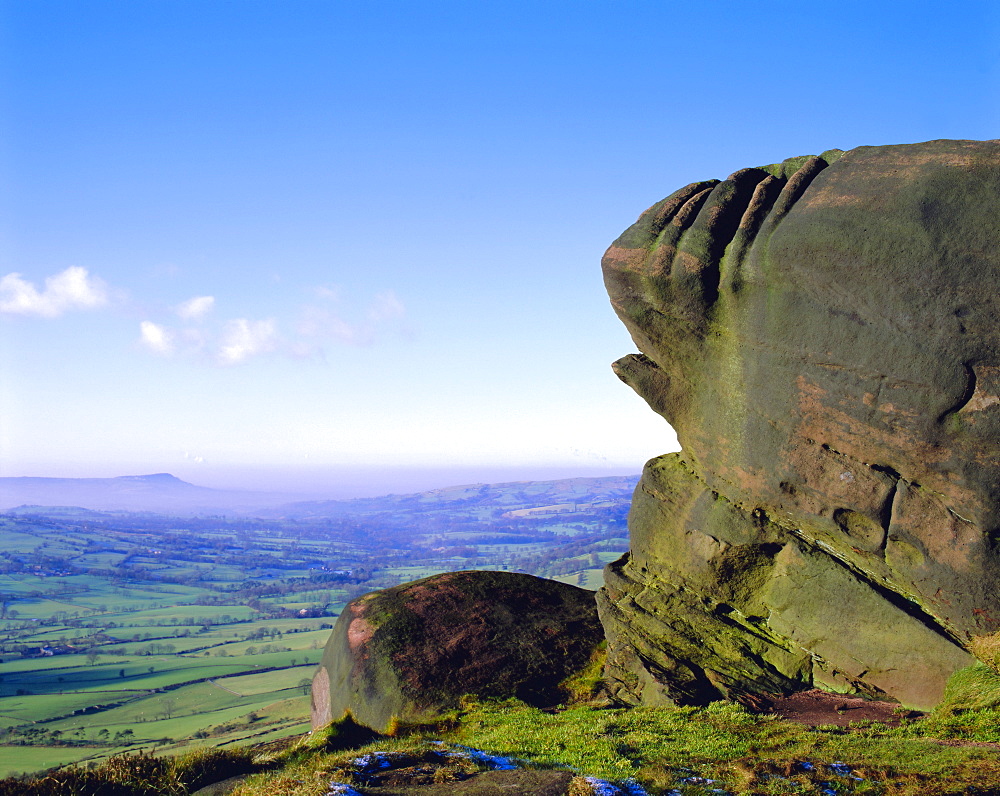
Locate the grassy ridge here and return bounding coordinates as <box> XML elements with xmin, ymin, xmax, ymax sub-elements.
<box><xmin>9</xmin><ymin>697</ymin><xmax>1000</xmax><ymax>795</ymax></box>
<box><xmin>218</xmin><ymin>699</ymin><xmax>1000</xmax><ymax>795</ymax></box>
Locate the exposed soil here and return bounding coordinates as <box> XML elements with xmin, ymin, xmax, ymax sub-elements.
<box><xmin>753</xmin><ymin>688</ymin><xmax>922</xmax><ymax>727</ymax></box>
<box><xmin>756</xmin><ymin>689</ymin><xmax>1000</xmax><ymax>750</ymax></box>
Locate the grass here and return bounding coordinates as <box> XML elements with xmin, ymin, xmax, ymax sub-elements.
<box><xmin>446</xmin><ymin>700</ymin><xmax>788</xmax><ymax>781</ymax></box>
<box><xmin>215</xmin><ymin>665</ymin><xmax>314</xmax><ymax>696</ymax></box>
<box><xmin>218</xmin><ymin>699</ymin><xmax>1000</xmax><ymax>795</ymax></box>
<box><xmin>0</xmin><ymin>746</ymin><xmax>100</xmax><ymax>779</ymax></box>
<box><xmin>553</xmin><ymin>567</ymin><xmax>605</xmax><ymax>588</ymax></box>
<box><xmin>442</xmin><ymin>700</ymin><xmax>1000</xmax><ymax>794</ymax></box>
<box><xmin>0</xmin><ymin>653</ymin><xmax>319</xmax><ymax>778</ymax></box>
<box><xmin>969</xmin><ymin>631</ymin><xmax>1000</xmax><ymax>676</ymax></box>
<box><xmin>6</xmin><ymin>696</ymin><xmax>1000</xmax><ymax>794</ymax></box>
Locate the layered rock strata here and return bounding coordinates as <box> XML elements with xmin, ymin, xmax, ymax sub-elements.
<box><xmin>598</xmin><ymin>139</ymin><xmax>1000</xmax><ymax>710</ymax></box>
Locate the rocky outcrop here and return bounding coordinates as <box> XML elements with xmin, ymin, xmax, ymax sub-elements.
<box><xmin>597</xmin><ymin>139</ymin><xmax>1000</xmax><ymax>710</ymax></box>
<box><xmin>312</xmin><ymin>571</ymin><xmax>604</xmax><ymax>732</ymax></box>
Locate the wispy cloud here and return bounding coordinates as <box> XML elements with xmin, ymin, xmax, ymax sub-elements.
<box><xmin>368</xmin><ymin>290</ymin><xmax>405</xmax><ymax>322</ymax></box>
<box><xmin>0</xmin><ymin>266</ymin><xmax>109</xmax><ymax>317</ymax></box>
<box><xmin>217</xmin><ymin>318</ymin><xmax>278</xmax><ymax>365</ymax></box>
<box><xmin>297</xmin><ymin>304</ymin><xmax>363</xmax><ymax>344</ymax></box>
<box><xmin>313</xmin><ymin>285</ymin><xmax>340</xmax><ymax>301</ymax></box>
<box><xmin>297</xmin><ymin>288</ymin><xmax>409</xmax><ymax>347</ymax></box>
<box><xmin>139</xmin><ymin>321</ymin><xmax>175</xmax><ymax>355</ymax></box>
<box><xmin>135</xmin><ymin>286</ymin><xmax>409</xmax><ymax>365</ymax></box>
<box><xmin>175</xmin><ymin>295</ymin><xmax>215</xmax><ymax>320</ymax></box>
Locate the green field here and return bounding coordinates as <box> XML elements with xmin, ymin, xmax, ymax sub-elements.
<box><xmin>0</xmin><ymin>478</ymin><xmax>633</xmax><ymax>775</ymax></box>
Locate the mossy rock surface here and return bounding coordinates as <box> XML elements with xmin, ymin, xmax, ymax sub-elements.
<box><xmin>599</xmin><ymin>139</ymin><xmax>1000</xmax><ymax>710</ymax></box>
<box><xmin>312</xmin><ymin>571</ymin><xmax>604</xmax><ymax>732</ymax></box>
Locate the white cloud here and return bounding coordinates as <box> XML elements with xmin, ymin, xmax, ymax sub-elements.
<box><xmin>139</xmin><ymin>321</ymin><xmax>175</xmax><ymax>355</ymax></box>
<box><xmin>217</xmin><ymin>318</ymin><xmax>278</xmax><ymax>365</ymax></box>
<box><xmin>0</xmin><ymin>266</ymin><xmax>109</xmax><ymax>317</ymax></box>
<box><xmin>368</xmin><ymin>290</ymin><xmax>405</xmax><ymax>322</ymax></box>
<box><xmin>137</xmin><ymin>287</ymin><xmax>408</xmax><ymax>365</ymax></box>
<box><xmin>175</xmin><ymin>295</ymin><xmax>215</xmax><ymax>320</ymax></box>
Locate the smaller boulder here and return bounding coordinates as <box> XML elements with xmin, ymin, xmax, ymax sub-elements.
<box><xmin>312</xmin><ymin>570</ymin><xmax>604</xmax><ymax>733</ymax></box>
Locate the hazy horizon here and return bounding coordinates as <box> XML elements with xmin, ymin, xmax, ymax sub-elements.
<box><xmin>0</xmin><ymin>461</ymin><xmax>649</xmax><ymax>501</ymax></box>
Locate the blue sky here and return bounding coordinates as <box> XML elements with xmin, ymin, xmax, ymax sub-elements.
<box><xmin>2</xmin><ymin>1</ymin><xmax>999</xmax><ymax>496</ymax></box>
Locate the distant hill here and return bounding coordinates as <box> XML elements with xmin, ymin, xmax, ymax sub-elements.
<box><xmin>263</xmin><ymin>474</ymin><xmax>640</xmax><ymax>519</ymax></box>
<box><xmin>0</xmin><ymin>472</ymin><xmax>641</xmax><ymax>518</ymax></box>
<box><xmin>0</xmin><ymin>473</ymin><xmax>302</xmax><ymax>515</ymax></box>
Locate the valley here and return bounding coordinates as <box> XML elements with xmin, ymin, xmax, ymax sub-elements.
<box><xmin>0</xmin><ymin>474</ymin><xmax>636</xmax><ymax>777</ymax></box>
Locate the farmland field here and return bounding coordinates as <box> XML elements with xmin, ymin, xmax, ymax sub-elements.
<box><xmin>0</xmin><ymin>474</ymin><xmax>635</xmax><ymax>776</ymax></box>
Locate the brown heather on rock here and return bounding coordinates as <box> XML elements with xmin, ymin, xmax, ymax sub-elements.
<box><xmin>312</xmin><ymin>570</ymin><xmax>604</xmax><ymax>733</ymax></box>
<box><xmin>598</xmin><ymin>139</ymin><xmax>1000</xmax><ymax>711</ymax></box>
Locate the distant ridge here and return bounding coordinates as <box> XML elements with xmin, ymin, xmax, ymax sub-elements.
<box><xmin>261</xmin><ymin>474</ymin><xmax>640</xmax><ymax>519</ymax></box>
<box><xmin>0</xmin><ymin>473</ymin><xmax>302</xmax><ymax>515</ymax></box>
<box><xmin>114</xmin><ymin>472</ymin><xmax>186</xmax><ymax>482</ymax></box>
<box><xmin>0</xmin><ymin>472</ymin><xmax>641</xmax><ymax>518</ymax></box>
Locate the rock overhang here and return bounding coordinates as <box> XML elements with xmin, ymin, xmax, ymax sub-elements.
<box><xmin>598</xmin><ymin>139</ymin><xmax>1000</xmax><ymax>710</ymax></box>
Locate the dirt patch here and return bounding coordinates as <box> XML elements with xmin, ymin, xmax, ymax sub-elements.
<box><xmin>922</xmin><ymin>737</ymin><xmax>1000</xmax><ymax>750</ymax></box>
<box><xmin>754</xmin><ymin>688</ymin><xmax>921</xmax><ymax>727</ymax></box>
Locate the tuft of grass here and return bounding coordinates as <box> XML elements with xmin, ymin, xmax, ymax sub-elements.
<box><xmin>969</xmin><ymin>631</ymin><xmax>1000</xmax><ymax>675</ymax></box>
<box><xmin>559</xmin><ymin>641</ymin><xmax>608</xmax><ymax>705</ymax></box>
<box><xmin>938</xmin><ymin>662</ymin><xmax>1000</xmax><ymax>713</ymax></box>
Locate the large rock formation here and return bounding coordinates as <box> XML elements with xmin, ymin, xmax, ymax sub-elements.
<box><xmin>597</xmin><ymin>139</ymin><xmax>1000</xmax><ymax>711</ymax></box>
<box><xmin>312</xmin><ymin>570</ymin><xmax>604</xmax><ymax>732</ymax></box>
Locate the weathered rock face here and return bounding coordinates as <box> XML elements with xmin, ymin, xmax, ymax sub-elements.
<box><xmin>312</xmin><ymin>570</ymin><xmax>603</xmax><ymax>732</ymax></box>
<box><xmin>597</xmin><ymin>139</ymin><xmax>1000</xmax><ymax>710</ymax></box>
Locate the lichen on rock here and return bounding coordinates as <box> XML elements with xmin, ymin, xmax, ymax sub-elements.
<box><xmin>312</xmin><ymin>570</ymin><xmax>604</xmax><ymax>733</ymax></box>
<box><xmin>598</xmin><ymin>139</ymin><xmax>1000</xmax><ymax>710</ymax></box>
